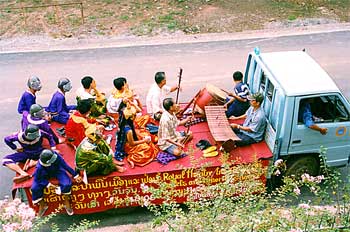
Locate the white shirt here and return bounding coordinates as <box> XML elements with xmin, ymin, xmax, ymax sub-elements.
<box><xmin>76</xmin><ymin>87</ymin><xmax>95</xmax><ymax>100</ymax></box>
<box><xmin>106</xmin><ymin>95</ymin><xmax>123</xmax><ymax>114</ymax></box>
<box><xmin>146</xmin><ymin>83</ymin><xmax>171</xmax><ymax>115</ymax></box>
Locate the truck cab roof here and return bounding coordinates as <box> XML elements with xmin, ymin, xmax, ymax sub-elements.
<box><xmin>258</xmin><ymin>51</ymin><xmax>339</xmax><ymax>96</ymax></box>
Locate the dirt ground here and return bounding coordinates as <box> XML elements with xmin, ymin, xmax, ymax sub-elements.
<box><xmin>0</xmin><ymin>0</ymin><xmax>349</xmax><ymax>39</ymax></box>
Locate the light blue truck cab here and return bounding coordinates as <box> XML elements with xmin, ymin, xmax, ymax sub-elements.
<box><xmin>244</xmin><ymin>50</ymin><xmax>350</xmax><ymax>177</ymax></box>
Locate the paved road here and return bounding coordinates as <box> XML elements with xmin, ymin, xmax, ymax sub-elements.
<box><xmin>0</xmin><ymin>30</ymin><xmax>349</xmax><ymax>211</ymax></box>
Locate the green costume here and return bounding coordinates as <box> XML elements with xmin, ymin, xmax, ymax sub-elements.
<box><xmin>75</xmin><ymin>138</ymin><xmax>116</xmax><ymax>176</ymax></box>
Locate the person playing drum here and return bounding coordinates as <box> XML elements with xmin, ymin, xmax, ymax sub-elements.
<box><xmin>146</xmin><ymin>71</ymin><xmax>179</xmax><ymax>120</ymax></box>
<box><xmin>224</xmin><ymin>71</ymin><xmax>250</xmax><ymax>118</ymax></box>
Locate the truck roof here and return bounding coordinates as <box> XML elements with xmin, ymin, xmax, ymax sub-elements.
<box><xmin>259</xmin><ymin>51</ymin><xmax>339</xmax><ymax>96</ymax></box>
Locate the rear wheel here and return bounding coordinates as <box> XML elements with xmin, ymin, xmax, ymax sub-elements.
<box><xmin>285</xmin><ymin>155</ymin><xmax>319</xmax><ymax>179</ymax></box>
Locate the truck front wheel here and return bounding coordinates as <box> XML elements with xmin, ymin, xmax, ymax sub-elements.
<box><xmin>285</xmin><ymin>155</ymin><xmax>319</xmax><ymax>179</ymax></box>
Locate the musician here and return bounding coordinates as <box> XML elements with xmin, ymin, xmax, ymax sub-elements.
<box><xmin>65</xmin><ymin>99</ymin><xmax>97</xmax><ymax>147</ymax></box>
<box><xmin>75</xmin><ymin>125</ymin><xmax>125</xmax><ymax>175</ymax></box>
<box><xmin>107</xmin><ymin>77</ymin><xmax>142</xmax><ymax>115</ymax></box>
<box><xmin>47</xmin><ymin>78</ymin><xmax>76</xmax><ymax>124</ymax></box>
<box><xmin>18</xmin><ymin>76</ymin><xmax>42</xmax><ymax>114</ymax></box>
<box><xmin>158</xmin><ymin>98</ymin><xmax>192</xmax><ymax>156</ymax></box>
<box><xmin>230</xmin><ymin>92</ymin><xmax>267</xmax><ymax>146</ymax></box>
<box><xmin>2</xmin><ymin>124</ymin><xmax>57</xmax><ymax>183</ymax></box>
<box><xmin>31</xmin><ymin>149</ymin><xmax>82</xmax><ymax>216</ymax></box>
<box><xmin>224</xmin><ymin>71</ymin><xmax>250</xmax><ymax>118</ymax></box>
<box><xmin>76</xmin><ymin>76</ymin><xmax>107</xmax><ymax>118</ymax></box>
<box><xmin>115</xmin><ymin>104</ymin><xmax>159</xmax><ymax>167</ymax></box>
<box><xmin>146</xmin><ymin>71</ymin><xmax>178</xmax><ymax>120</ymax></box>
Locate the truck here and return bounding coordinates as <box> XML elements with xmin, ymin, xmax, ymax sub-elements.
<box><xmin>245</xmin><ymin>49</ymin><xmax>350</xmax><ymax>179</ymax></box>
<box><xmin>12</xmin><ymin>49</ymin><xmax>349</xmax><ymax>215</ymax></box>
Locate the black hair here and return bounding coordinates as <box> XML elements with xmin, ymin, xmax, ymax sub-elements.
<box><xmin>76</xmin><ymin>99</ymin><xmax>92</xmax><ymax>114</ymax></box>
<box><xmin>81</xmin><ymin>76</ymin><xmax>94</xmax><ymax>89</ymax></box>
<box><xmin>113</xmin><ymin>77</ymin><xmax>127</xmax><ymax>90</ymax></box>
<box><xmin>155</xmin><ymin>72</ymin><xmax>165</xmax><ymax>84</ymax></box>
<box><xmin>233</xmin><ymin>71</ymin><xmax>243</xmax><ymax>81</ymax></box>
<box><xmin>163</xmin><ymin>97</ymin><xmax>174</xmax><ymax>111</ymax></box>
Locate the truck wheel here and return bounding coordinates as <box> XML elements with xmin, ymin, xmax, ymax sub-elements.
<box><xmin>285</xmin><ymin>156</ymin><xmax>319</xmax><ymax>179</ymax></box>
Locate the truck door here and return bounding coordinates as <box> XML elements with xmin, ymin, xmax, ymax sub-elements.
<box><xmin>289</xmin><ymin>94</ymin><xmax>350</xmax><ymax>167</ymax></box>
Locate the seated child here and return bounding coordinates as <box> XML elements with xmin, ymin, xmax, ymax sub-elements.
<box><xmin>2</xmin><ymin>124</ymin><xmax>57</xmax><ymax>183</ymax></box>
<box><xmin>22</xmin><ymin>104</ymin><xmax>59</xmax><ymax>144</ymax></box>
<box><xmin>31</xmin><ymin>149</ymin><xmax>82</xmax><ymax>216</ymax></box>
<box><xmin>47</xmin><ymin>78</ymin><xmax>76</xmax><ymax>124</ymax></box>
<box><xmin>75</xmin><ymin>125</ymin><xmax>125</xmax><ymax>176</ymax></box>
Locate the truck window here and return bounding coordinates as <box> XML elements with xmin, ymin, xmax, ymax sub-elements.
<box><xmin>298</xmin><ymin>96</ymin><xmax>350</xmax><ymax>124</ymax></box>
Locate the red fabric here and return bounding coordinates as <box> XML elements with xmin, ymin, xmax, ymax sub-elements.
<box><xmin>65</xmin><ymin>111</ymin><xmax>95</xmax><ymax>147</ymax></box>
<box><xmin>12</xmin><ymin>105</ymin><xmax>273</xmax><ymax>215</ymax></box>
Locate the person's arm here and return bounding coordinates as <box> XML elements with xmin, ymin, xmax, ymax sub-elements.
<box><xmin>4</xmin><ymin>133</ymin><xmax>19</xmax><ymax>150</ymax></box>
<box><xmin>170</xmin><ymin>86</ymin><xmax>179</xmax><ymax>93</ymax></box>
<box><xmin>126</xmin><ymin>130</ymin><xmax>149</xmax><ymax>146</ymax></box>
<box><xmin>58</xmin><ymin>154</ymin><xmax>80</xmax><ymax>180</ymax></box>
<box><xmin>41</xmin><ymin>130</ymin><xmax>57</xmax><ymax>149</ymax></box>
<box><xmin>309</xmin><ymin>124</ymin><xmax>328</xmax><ymax>135</ymax></box>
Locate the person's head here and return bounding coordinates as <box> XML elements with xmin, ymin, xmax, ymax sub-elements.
<box><xmin>113</xmin><ymin>77</ymin><xmax>127</xmax><ymax>91</ymax></box>
<box><xmin>85</xmin><ymin>125</ymin><xmax>102</xmax><ymax>143</ymax></box>
<box><xmin>24</xmin><ymin>124</ymin><xmax>40</xmax><ymax>141</ymax></box>
<box><xmin>247</xmin><ymin>92</ymin><xmax>264</xmax><ymax>107</ymax></box>
<box><xmin>232</xmin><ymin>71</ymin><xmax>243</xmax><ymax>82</ymax></box>
<box><xmin>76</xmin><ymin>99</ymin><xmax>92</xmax><ymax>115</ymax></box>
<box><xmin>155</xmin><ymin>72</ymin><xmax>166</xmax><ymax>87</ymax></box>
<box><xmin>39</xmin><ymin>149</ymin><xmax>57</xmax><ymax>167</ymax></box>
<box><xmin>29</xmin><ymin>104</ymin><xmax>46</xmax><ymax>118</ymax></box>
<box><xmin>27</xmin><ymin>76</ymin><xmax>42</xmax><ymax>92</ymax></box>
<box><xmin>123</xmin><ymin>105</ymin><xmax>137</xmax><ymax>121</ymax></box>
<box><xmin>81</xmin><ymin>76</ymin><xmax>94</xmax><ymax>89</ymax></box>
<box><xmin>163</xmin><ymin>97</ymin><xmax>176</xmax><ymax>112</ymax></box>
<box><xmin>58</xmin><ymin>78</ymin><xmax>72</xmax><ymax>92</ymax></box>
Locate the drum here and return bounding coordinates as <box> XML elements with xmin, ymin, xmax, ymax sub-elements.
<box><xmin>195</xmin><ymin>84</ymin><xmax>227</xmax><ymax>113</ymax></box>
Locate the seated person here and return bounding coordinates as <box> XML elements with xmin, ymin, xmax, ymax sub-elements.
<box><xmin>65</xmin><ymin>99</ymin><xmax>97</xmax><ymax>147</ymax></box>
<box><xmin>229</xmin><ymin>92</ymin><xmax>267</xmax><ymax>147</ymax></box>
<box><xmin>31</xmin><ymin>149</ymin><xmax>82</xmax><ymax>216</ymax></box>
<box><xmin>108</xmin><ymin>77</ymin><xmax>142</xmax><ymax>114</ymax></box>
<box><xmin>298</xmin><ymin>98</ymin><xmax>328</xmax><ymax>135</ymax></box>
<box><xmin>224</xmin><ymin>71</ymin><xmax>250</xmax><ymax>118</ymax></box>
<box><xmin>22</xmin><ymin>104</ymin><xmax>60</xmax><ymax>144</ymax></box>
<box><xmin>75</xmin><ymin>125</ymin><xmax>125</xmax><ymax>176</ymax></box>
<box><xmin>2</xmin><ymin>124</ymin><xmax>57</xmax><ymax>183</ymax></box>
<box><xmin>158</xmin><ymin>98</ymin><xmax>192</xmax><ymax>156</ymax></box>
<box><xmin>47</xmin><ymin>78</ymin><xmax>76</xmax><ymax>124</ymax></box>
<box><xmin>76</xmin><ymin>76</ymin><xmax>106</xmax><ymax>118</ymax></box>
<box><xmin>115</xmin><ymin>104</ymin><xmax>159</xmax><ymax>167</ymax></box>
<box><xmin>146</xmin><ymin>71</ymin><xmax>178</xmax><ymax>120</ymax></box>
<box><xmin>18</xmin><ymin>76</ymin><xmax>42</xmax><ymax>114</ymax></box>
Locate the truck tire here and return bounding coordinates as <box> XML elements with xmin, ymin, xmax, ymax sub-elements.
<box><xmin>285</xmin><ymin>155</ymin><xmax>319</xmax><ymax>179</ymax></box>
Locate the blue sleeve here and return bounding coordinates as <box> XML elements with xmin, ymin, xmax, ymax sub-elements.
<box><xmin>33</xmin><ymin>165</ymin><xmax>49</xmax><ymax>186</ymax></box>
<box><xmin>302</xmin><ymin>104</ymin><xmax>314</xmax><ymax>127</ymax></box>
<box><xmin>4</xmin><ymin>134</ymin><xmax>19</xmax><ymax>150</ymax></box>
<box><xmin>57</xmin><ymin>154</ymin><xmax>78</xmax><ymax>177</ymax></box>
<box><xmin>41</xmin><ymin>130</ymin><xmax>56</xmax><ymax>147</ymax></box>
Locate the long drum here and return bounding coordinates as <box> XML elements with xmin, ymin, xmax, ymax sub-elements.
<box><xmin>195</xmin><ymin>83</ymin><xmax>227</xmax><ymax>114</ymax></box>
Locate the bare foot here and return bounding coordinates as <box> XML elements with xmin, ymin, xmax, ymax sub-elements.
<box><xmin>128</xmin><ymin>160</ymin><xmax>135</xmax><ymax>169</ymax></box>
<box><xmin>116</xmin><ymin>166</ymin><xmax>126</xmax><ymax>173</ymax></box>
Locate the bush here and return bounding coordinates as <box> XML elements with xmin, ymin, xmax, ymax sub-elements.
<box><xmin>136</xmin><ymin>150</ymin><xmax>350</xmax><ymax>231</ymax></box>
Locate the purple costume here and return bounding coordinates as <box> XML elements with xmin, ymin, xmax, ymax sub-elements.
<box><xmin>18</xmin><ymin>91</ymin><xmax>36</xmax><ymax>114</ymax></box>
<box><xmin>21</xmin><ymin>111</ymin><xmax>59</xmax><ymax>144</ymax></box>
<box><xmin>2</xmin><ymin>131</ymin><xmax>55</xmax><ymax>166</ymax></box>
<box><xmin>47</xmin><ymin>91</ymin><xmax>76</xmax><ymax>124</ymax></box>
<box><xmin>31</xmin><ymin>153</ymin><xmax>78</xmax><ymax>203</ymax></box>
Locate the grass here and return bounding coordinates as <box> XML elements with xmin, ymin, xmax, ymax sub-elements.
<box><xmin>0</xmin><ymin>0</ymin><xmax>349</xmax><ymax>38</ymax></box>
